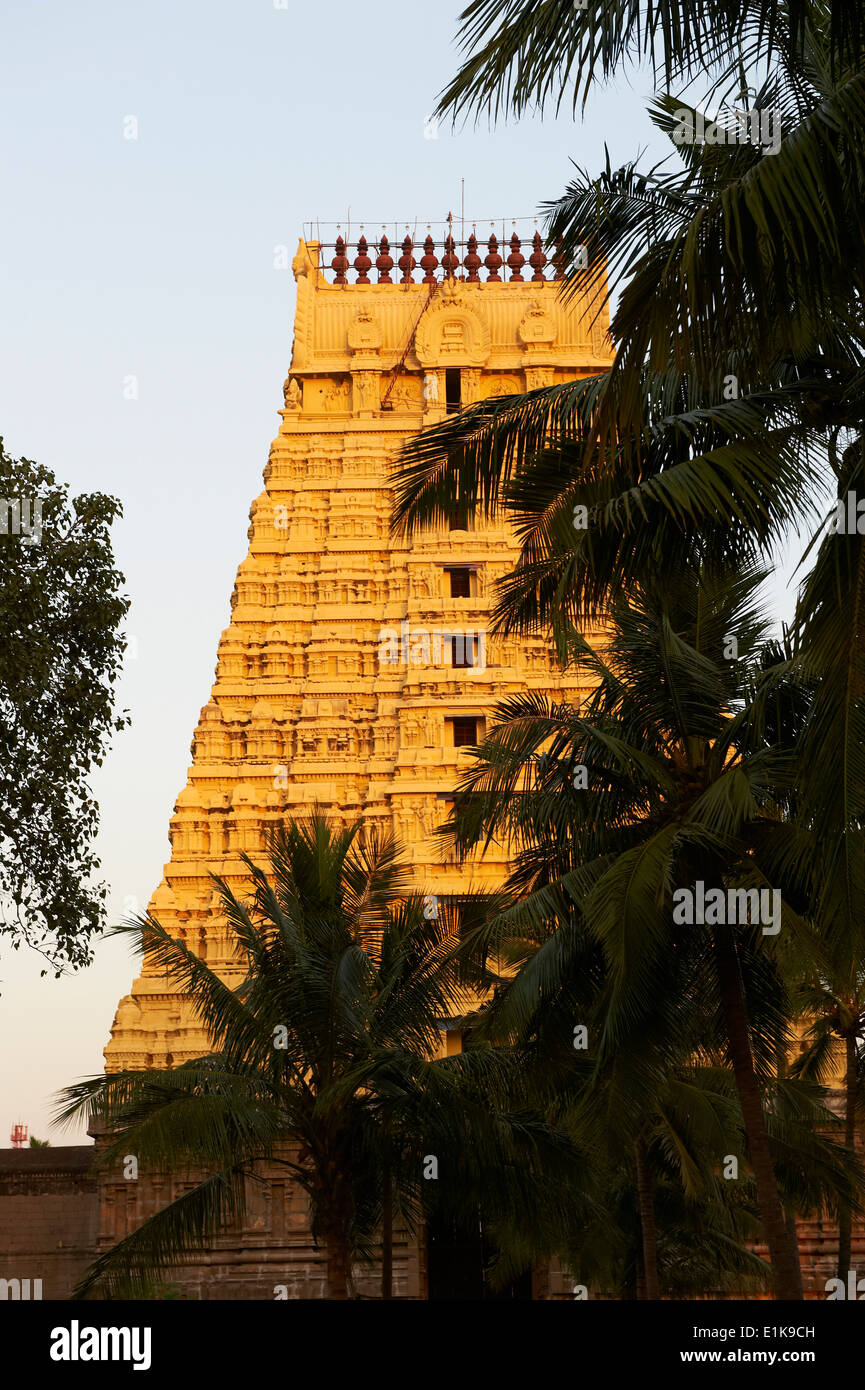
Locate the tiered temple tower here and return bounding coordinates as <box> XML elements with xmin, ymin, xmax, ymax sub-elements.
<box><xmin>105</xmin><ymin>224</ymin><xmax>613</xmax><ymax>1074</ymax></box>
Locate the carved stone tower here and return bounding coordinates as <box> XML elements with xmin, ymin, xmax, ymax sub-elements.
<box><xmin>104</xmin><ymin>225</ymin><xmax>613</xmax><ymax>1073</ymax></box>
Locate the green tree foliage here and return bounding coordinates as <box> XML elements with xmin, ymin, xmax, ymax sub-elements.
<box><xmin>56</xmin><ymin>815</ymin><xmax>578</xmax><ymax>1300</ymax></box>
<box><xmin>434</xmin><ymin>1</ymin><xmax>860</xmax><ymax>123</ymax></box>
<box><xmin>444</xmin><ymin>564</ymin><xmax>865</xmax><ymax>1297</ymax></box>
<box><xmin>0</xmin><ymin>441</ymin><xmax>129</xmax><ymax>973</ymax></box>
<box><xmin>396</xmin><ymin>0</ymin><xmax>865</xmax><ymax>1299</ymax></box>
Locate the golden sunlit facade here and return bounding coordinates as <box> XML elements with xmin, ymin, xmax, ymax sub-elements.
<box><xmin>105</xmin><ymin>229</ymin><xmax>613</xmax><ymax>1075</ymax></box>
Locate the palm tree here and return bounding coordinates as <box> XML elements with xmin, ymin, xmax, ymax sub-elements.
<box><xmin>391</xmin><ymin>364</ymin><xmax>814</xmax><ymax>651</ymax></box>
<box><xmin>459</xmin><ymin>916</ymin><xmax>857</xmax><ymax>1299</ymax></box>
<box><xmin>388</xmin><ymin>0</ymin><xmax>865</xmax><ymax>1300</ymax></box>
<box><xmin>394</xmin><ymin>11</ymin><xmax>864</xmax><ymax>625</ymax></box>
<box><xmin>438</xmin><ymin>563</ymin><xmax>844</xmax><ymax>1297</ymax></box>
<box><xmin>426</xmin><ymin>2</ymin><xmax>864</xmax><ymax>449</ymax></box>
<box><xmin>434</xmin><ymin>1</ymin><xmax>859</xmax><ymax>128</ymax></box>
<box><xmin>392</xmin><ymin>0</ymin><xmax>865</xmax><ymax>1288</ymax></box>
<box><xmin>57</xmin><ymin>814</ymin><xmax>541</xmax><ymax>1300</ymax></box>
<box><xmin>486</xmin><ymin>1084</ymin><xmax>773</xmax><ymax>1300</ymax></box>
<box><xmin>789</xmin><ymin>438</ymin><xmax>865</xmax><ymax>957</ymax></box>
<box><xmin>393</xmin><ymin>7</ymin><xmax>864</xmax><ymax>644</ymax></box>
<box><xmin>564</xmin><ymin>1067</ymin><xmax>771</xmax><ymax>1300</ymax></box>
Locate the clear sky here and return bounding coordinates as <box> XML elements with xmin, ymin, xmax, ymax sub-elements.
<box><xmin>0</xmin><ymin>0</ymin><xmax>805</xmax><ymax>1144</ymax></box>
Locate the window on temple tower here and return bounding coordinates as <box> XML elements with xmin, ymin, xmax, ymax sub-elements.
<box><xmin>445</xmin><ymin>367</ymin><xmax>461</xmax><ymax>414</ymax></box>
<box><xmin>448</xmin><ymin>502</ymin><xmax>469</xmax><ymax>531</ymax></box>
<box><xmin>450</xmin><ymin>634</ymin><xmax>476</xmax><ymax>668</ymax></box>
<box><xmin>448</xmin><ymin>567</ymin><xmax>472</xmax><ymax>598</ymax></box>
<box><xmin>450</xmin><ymin>716</ymin><xmax>479</xmax><ymax>747</ymax></box>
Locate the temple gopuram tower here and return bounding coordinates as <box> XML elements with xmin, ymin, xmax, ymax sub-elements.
<box><xmin>105</xmin><ymin>223</ymin><xmax>613</xmax><ymax>1073</ymax></box>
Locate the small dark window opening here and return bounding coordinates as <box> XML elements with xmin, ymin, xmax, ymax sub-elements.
<box><xmin>452</xmin><ymin>717</ymin><xmax>478</xmax><ymax>747</ymax></box>
<box><xmin>450</xmin><ymin>636</ymin><xmax>474</xmax><ymax>668</ymax></box>
<box><xmin>445</xmin><ymin>368</ymin><xmax>462</xmax><ymax>414</ymax></box>
<box><xmin>440</xmin><ymin>893</ymin><xmax>472</xmax><ymax>938</ymax></box>
<box><xmin>449</xmin><ymin>502</ymin><xmax>469</xmax><ymax>531</ymax></box>
<box><xmin>449</xmin><ymin>567</ymin><xmax>472</xmax><ymax>598</ymax></box>
<box><xmin>438</xmin><ymin>793</ymin><xmax>484</xmax><ymax>848</ymax></box>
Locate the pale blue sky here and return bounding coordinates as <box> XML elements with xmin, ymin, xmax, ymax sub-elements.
<box><xmin>0</xmin><ymin>0</ymin><xmax>805</xmax><ymax>1143</ymax></box>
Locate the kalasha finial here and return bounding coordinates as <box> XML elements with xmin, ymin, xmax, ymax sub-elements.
<box><xmin>420</xmin><ymin>230</ymin><xmax>439</xmax><ymax>284</ymax></box>
<box><xmin>529</xmin><ymin>230</ymin><xmax>547</xmax><ymax>282</ymax></box>
<box><xmin>376</xmin><ymin>231</ymin><xmax>394</xmax><ymax>283</ymax></box>
<box><xmin>484</xmin><ymin>231</ymin><xmax>502</xmax><ymax>282</ymax></box>
<box><xmin>354</xmin><ymin>232</ymin><xmax>372</xmax><ymax>283</ymax></box>
<box><xmin>331</xmin><ymin>234</ymin><xmax>349</xmax><ymax>285</ymax></box>
<box><xmin>398</xmin><ymin>232</ymin><xmax>415</xmax><ymax>284</ymax></box>
<box><xmin>464</xmin><ymin>229</ymin><xmax>481</xmax><ymax>282</ymax></box>
<box><xmin>507</xmin><ymin>230</ymin><xmax>525</xmax><ymax>282</ymax></box>
<box><xmin>442</xmin><ymin>231</ymin><xmax>459</xmax><ymax>278</ymax></box>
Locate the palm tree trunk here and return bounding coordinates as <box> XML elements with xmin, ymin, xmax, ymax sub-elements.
<box><xmin>714</xmin><ymin>924</ymin><xmax>803</xmax><ymax>1300</ymax></box>
<box><xmin>837</xmin><ymin>1031</ymin><xmax>856</xmax><ymax>1280</ymax></box>
<box><xmin>325</xmin><ymin>1223</ymin><xmax>350</xmax><ymax>1300</ymax></box>
<box><xmin>634</xmin><ymin>1134</ymin><xmax>660</xmax><ymax>1300</ymax></box>
<box><xmin>634</xmin><ymin>1251</ymin><xmax>646</xmax><ymax>1302</ymax></box>
<box><xmin>381</xmin><ymin>1168</ymin><xmax>393</xmax><ymax>1299</ymax></box>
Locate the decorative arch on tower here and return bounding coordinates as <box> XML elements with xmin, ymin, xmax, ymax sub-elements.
<box><xmin>413</xmin><ymin>299</ymin><xmax>491</xmax><ymax>368</ymax></box>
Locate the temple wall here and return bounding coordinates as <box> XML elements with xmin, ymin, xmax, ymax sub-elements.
<box><xmin>1</xmin><ymin>1142</ymin><xmax>862</xmax><ymax>1300</ymax></box>
<box><xmin>0</xmin><ymin>1148</ymin><xmax>99</xmax><ymax>1300</ymax></box>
